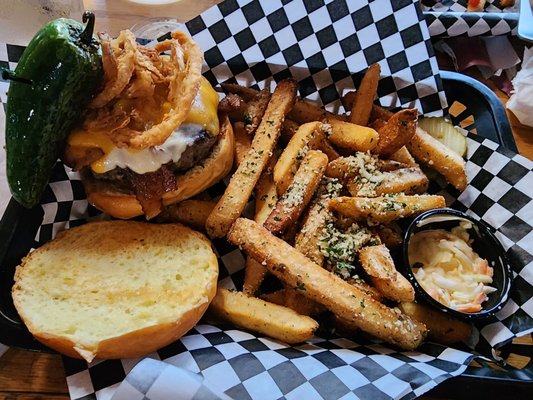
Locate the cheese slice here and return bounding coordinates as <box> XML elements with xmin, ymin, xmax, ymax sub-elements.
<box><xmin>68</xmin><ymin>77</ymin><xmax>219</xmax><ymax>175</ymax></box>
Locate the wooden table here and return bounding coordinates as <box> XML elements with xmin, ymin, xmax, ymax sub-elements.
<box><xmin>1</xmin><ymin>1</ymin><xmax>532</xmax><ymax>399</ymax></box>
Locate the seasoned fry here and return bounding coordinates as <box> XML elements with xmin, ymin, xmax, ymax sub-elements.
<box><xmin>243</xmin><ymin>153</ymin><xmax>279</xmax><ymax>296</ymax></box>
<box><xmin>228</xmin><ymin>218</ymin><xmax>427</xmax><ymax>350</ymax></box>
<box><xmin>233</xmin><ymin>122</ymin><xmax>252</xmax><ymax>167</ymax></box>
<box><xmin>273</xmin><ymin>121</ymin><xmax>324</xmax><ymax>195</ymax></box>
<box><xmin>210</xmin><ymin>288</ymin><xmax>318</xmax><ymax>344</ymax></box>
<box><xmin>358</xmin><ymin>245</ymin><xmax>415</xmax><ymax>303</ymax></box>
<box><xmin>264</xmin><ymin>150</ymin><xmax>328</xmax><ymax>236</ymax></box>
<box><xmin>294</xmin><ymin>177</ymin><xmax>343</xmax><ymax>266</ymax></box>
<box><xmin>350</xmin><ymin>63</ymin><xmax>381</xmax><ymax>126</ymax></box>
<box><xmin>375</xmin><ymin>109</ymin><xmax>418</xmax><ymax>157</ymax></box>
<box><xmin>158</xmin><ymin>199</ymin><xmax>216</xmax><ymax>229</ymax></box>
<box><xmin>407</xmin><ymin>127</ymin><xmax>467</xmax><ymax>191</ymax></box>
<box><xmin>346</xmin><ymin>167</ymin><xmax>429</xmax><ymax>197</ymax></box>
<box><xmin>326</xmin><ymin>119</ymin><xmax>379</xmax><ymax>152</ymax></box>
<box><xmin>329</xmin><ymin>194</ymin><xmax>446</xmax><ymax>224</ymax></box>
<box><xmin>399</xmin><ymin>302</ymin><xmax>472</xmax><ymax>345</ymax></box>
<box><xmin>206</xmin><ymin>79</ymin><xmax>297</xmax><ymax>238</ymax></box>
<box><xmin>244</xmin><ymin>88</ymin><xmax>271</xmax><ymax>135</ymax></box>
<box><xmin>280</xmin><ymin>118</ymin><xmax>300</xmax><ymax>144</ymax></box>
<box><xmin>347</xmin><ymin>278</ymin><xmax>384</xmax><ymax>302</ymax></box>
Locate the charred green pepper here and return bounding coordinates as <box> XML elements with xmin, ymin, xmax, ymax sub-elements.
<box><xmin>4</xmin><ymin>12</ymin><xmax>103</xmax><ymax>208</ymax></box>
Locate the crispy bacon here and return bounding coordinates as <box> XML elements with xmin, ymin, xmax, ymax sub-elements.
<box><xmin>129</xmin><ymin>166</ymin><xmax>176</xmax><ymax>219</ymax></box>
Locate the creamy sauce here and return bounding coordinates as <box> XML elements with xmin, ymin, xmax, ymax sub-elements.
<box><xmin>93</xmin><ymin>124</ymin><xmax>199</xmax><ymax>174</ymax></box>
<box><xmin>409</xmin><ymin>222</ymin><xmax>495</xmax><ymax>313</ymax></box>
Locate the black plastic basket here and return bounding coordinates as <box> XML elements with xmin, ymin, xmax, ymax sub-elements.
<box><xmin>0</xmin><ymin>71</ymin><xmax>531</xmax><ymax>397</ymax></box>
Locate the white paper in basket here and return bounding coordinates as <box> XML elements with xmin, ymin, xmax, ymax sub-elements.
<box><xmin>507</xmin><ymin>46</ymin><xmax>533</xmax><ymax>127</ymax></box>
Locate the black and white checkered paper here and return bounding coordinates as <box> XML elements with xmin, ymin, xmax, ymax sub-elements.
<box><xmin>422</xmin><ymin>0</ymin><xmax>519</xmax><ymax>38</ymax></box>
<box><xmin>1</xmin><ymin>0</ymin><xmax>532</xmax><ymax>399</ymax></box>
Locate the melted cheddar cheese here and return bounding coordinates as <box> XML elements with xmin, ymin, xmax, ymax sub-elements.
<box><xmin>68</xmin><ymin>77</ymin><xmax>219</xmax><ymax>174</ymax></box>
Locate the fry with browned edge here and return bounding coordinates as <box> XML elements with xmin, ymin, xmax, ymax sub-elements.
<box><xmin>350</xmin><ymin>63</ymin><xmax>381</xmax><ymax>126</ymax></box>
<box><xmin>358</xmin><ymin>244</ymin><xmax>415</xmax><ymax>302</ymax></box>
<box><xmin>264</xmin><ymin>150</ymin><xmax>328</xmax><ymax>236</ymax></box>
<box><xmin>227</xmin><ymin>218</ymin><xmax>427</xmax><ymax>350</ymax></box>
<box><xmin>329</xmin><ymin>194</ymin><xmax>445</xmax><ymax>224</ymax></box>
<box><xmin>206</xmin><ymin>79</ymin><xmax>297</xmax><ymax>238</ymax></box>
<box><xmin>399</xmin><ymin>302</ymin><xmax>472</xmax><ymax>345</ymax></box>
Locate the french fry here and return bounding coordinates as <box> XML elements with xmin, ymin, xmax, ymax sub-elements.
<box><xmin>264</xmin><ymin>150</ymin><xmax>328</xmax><ymax>236</ymax></box>
<box><xmin>346</xmin><ymin>167</ymin><xmax>429</xmax><ymax>197</ymax></box>
<box><xmin>358</xmin><ymin>245</ymin><xmax>415</xmax><ymax>303</ymax></box>
<box><xmin>243</xmin><ymin>153</ymin><xmax>279</xmax><ymax>296</ymax></box>
<box><xmin>326</xmin><ymin>119</ymin><xmax>379</xmax><ymax>152</ymax></box>
<box><xmin>373</xmin><ymin>223</ymin><xmax>403</xmax><ymax>249</ymax></box>
<box><xmin>407</xmin><ymin>127</ymin><xmax>467</xmax><ymax>191</ymax></box>
<box><xmin>280</xmin><ymin>118</ymin><xmax>300</xmax><ymax>144</ymax></box>
<box><xmin>347</xmin><ymin>278</ymin><xmax>384</xmax><ymax>302</ymax></box>
<box><xmin>233</xmin><ymin>122</ymin><xmax>252</xmax><ymax>167</ymax></box>
<box><xmin>388</xmin><ymin>146</ymin><xmax>417</xmax><ymax>166</ymax></box>
<box><xmin>244</xmin><ymin>88</ymin><xmax>271</xmax><ymax>135</ymax></box>
<box><xmin>294</xmin><ymin>177</ymin><xmax>342</xmax><ymax>266</ymax></box>
<box><xmin>206</xmin><ymin>79</ymin><xmax>297</xmax><ymax>238</ymax></box>
<box><xmin>158</xmin><ymin>199</ymin><xmax>216</xmax><ymax>230</ymax></box>
<box><xmin>371</xmin><ymin>104</ymin><xmax>394</xmax><ymax>122</ymax></box>
<box><xmin>210</xmin><ymin>288</ymin><xmax>318</xmax><ymax>344</ymax></box>
<box><xmin>273</xmin><ymin>121</ymin><xmax>324</xmax><ymax>195</ymax></box>
<box><xmin>350</xmin><ymin>63</ymin><xmax>381</xmax><ymax>126</ymax></box>
<box><xmin>329</xmin><ymin>194</ymin><xmax>446</xmax><ymax>224</ymax></box>
<box><xmin>221</xmin><ymin>82</ymin><xmax>258</xmax><ymax>101</ymax></box>
<box><xmin>289</xmin><ymin>98</ymin><xmax>345</xmax><ymax>124</ymax></box>
<box><xmin>227</xmin><ymin>218</ymin><xmax>427</xmax><ymax>350</ymax></box>
<box><xmin>375</xmin><ymin>109</ymin><xmax>418</xmax><ymax>157</ymax></box>
<box><xmin>399</xmin><ymin>302</ymin><xmax>472</xmax><ymax>345</ymax></box>
<box><xmin>261</xmin><ymin>289</ymin><xmax>325</xmax><ymax>317</ymax></box>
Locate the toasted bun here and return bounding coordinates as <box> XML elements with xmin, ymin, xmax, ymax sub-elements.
<box><xmin>82</xmin><ymin>117</ymin><xmax>234</xmax><ymax>219</ymax></box>
<box><xmin>12</xmin><ymin>221</ymin><xmax>218</xmax><ymax>362</ymax></box>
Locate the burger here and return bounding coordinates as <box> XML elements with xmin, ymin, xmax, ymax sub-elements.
<box><xmin>63</xmin><ymin>30</ymin><xmax>234</xmax><ymax>219</ymax></box>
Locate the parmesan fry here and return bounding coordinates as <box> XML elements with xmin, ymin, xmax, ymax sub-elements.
<box><xmin>375</xmin><ymin>109</ymin><xmax>418</xmax><ymax>157</ymax></box>
<box><xmin>227</xmin><ymin>218</ymin><xmax>427</xmax><ymax>350</ymax></box>
<box><xmin>158</xmin><ymin>199</ymin><xmax>216</xmax><ymax>229</ymax></box>
<box><xmin>294</xmin><ymin>177</ymin><xmax>343</xmax><ymax>266</ymax></box>
<box><xmin>346</xmin><ymin>167</ymin><xmax>429</xmax><ymax>197</ymax></box>
<box><xmin>264</xmin><ymin>150</ymin><xmax>328</xmax><ymax>236</ymax></box>
<box><xmin>210</xmin><ymin>288</ymin><xmax>318</xmax><ymax>344</ymax></box>
<box><xmin>350</xmin><ymin>63</ymin><xmax>381</xmax><ymax>126</ymax></box>
<box><xmin>399</xmin><ymin>302</ymin><xmax>472</xmax><ymax>345</ymax></box>
<box><xmin>407</xmin><ymin>127</ymin><xmax>467</xmax><ymax>191</ymax></box>
<box><xmin>329</xmin><ymin>195</ymin><xmax>446</xmax><ymax>224</ymax></box>
<box><xmin>206</xmin><ymin>79</ymin><xmax>297</xmax><ymax>238</ymax></box>
<box><xmin>233</xmin><ymin>122</ymin><xmax>252</xmax><ymax>168</ymax></box>
<box><xmin>358</xmin><ymin>245</ymin><xmax>415</xmax><ymax>303</ymax></box>
<box><xmin>326</xmin><ymin>119</ymin><xmax>379</xmax><ymax>152</ymax></box>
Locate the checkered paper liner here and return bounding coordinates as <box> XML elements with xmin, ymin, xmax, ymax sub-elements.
<box><xmin>1</xmin><ymin>0</ymin><xmax>532</xmax><ymax>399</ymax></box>
<box><xmin>421</xmin><ymin>0</ymin><xmax>519</xmax><ymax>37</ymax></box>
<box><xmin>38</xmin><ymin>134</ymin><xmax>530</xmax><ymax>400</ymax></box>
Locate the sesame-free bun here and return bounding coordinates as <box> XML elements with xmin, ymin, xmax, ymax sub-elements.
<box><xmin>12</xmin><ymin>221</ymin><xmax>218</xmax><ymax>362</ymax></box>
<box><xmin>81</xmin><ymin>117</ymin><xmax>234</xmax><ymax>220</ymax></box>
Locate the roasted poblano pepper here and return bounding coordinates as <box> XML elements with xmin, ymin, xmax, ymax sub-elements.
<box><xmin>5</xmin><ymin>12</ymin><xmax>103</xmax><ymax>208</ymax></box>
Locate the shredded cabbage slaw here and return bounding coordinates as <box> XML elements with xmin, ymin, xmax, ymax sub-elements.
<box><xmin>409</xmin><ymin>223</ymin><xmax>495</xmax><ymax>313</ymax></box>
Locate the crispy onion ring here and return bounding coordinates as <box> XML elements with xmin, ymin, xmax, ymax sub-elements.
<box><xmin>120</xmin><ymin>31</ymin><xmax>204</xmax><ymax>149</ymax></box>
<box><xmin>90</xmin><ymin>30</ymin><xmax>137</xmax><ymax>109</ymax></box>
<box><xmin>85</xmin><ymin>30</ymin><xmax>204</xmax><ymax>150</ymax></box>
